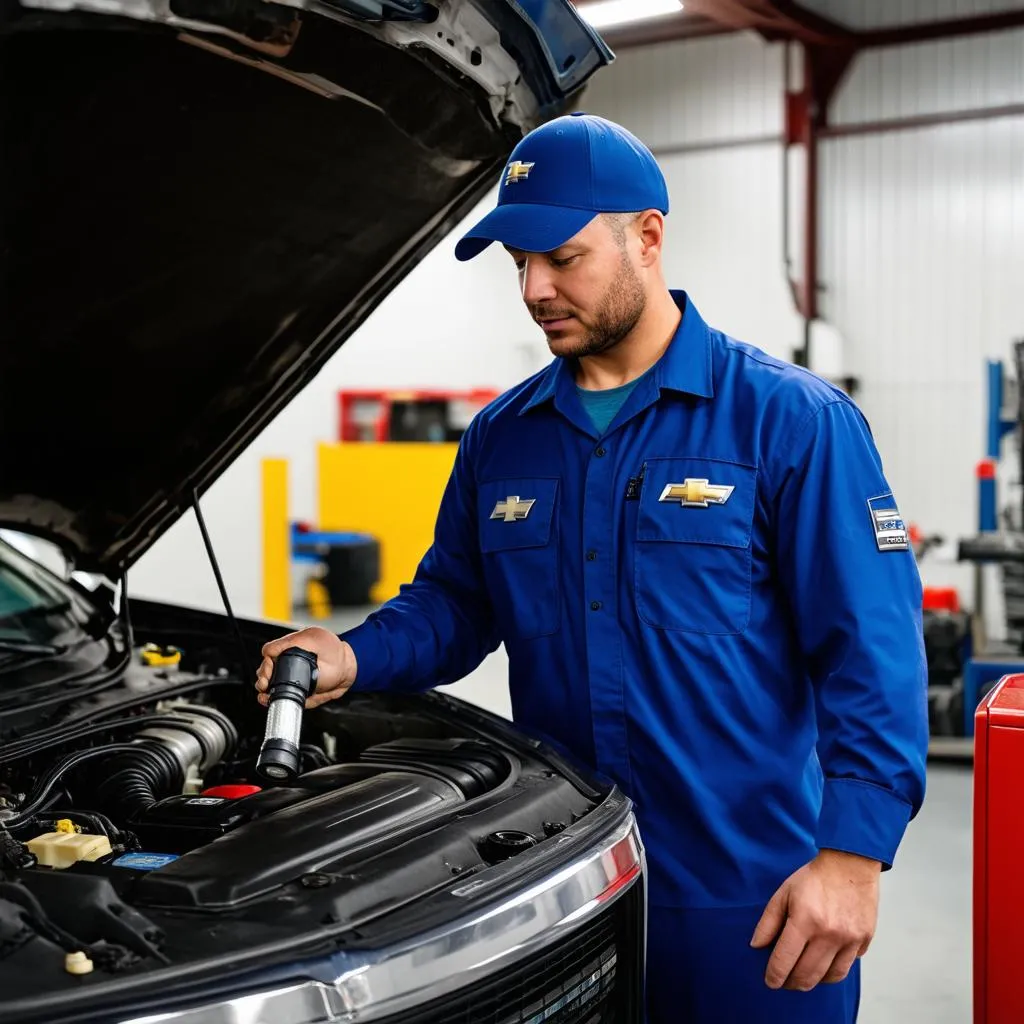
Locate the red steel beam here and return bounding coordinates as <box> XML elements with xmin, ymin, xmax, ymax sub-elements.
<box><xmin>783</xmin><ymin>39</ymin><xmax>854</xmax><ymax>342</ymax></box>
<box><xmin>753</xmin><ymin>0</ymin><xmax>858</xmax><ymax>44</ymax></box>
<box><xmin>859</xmin><ymin>9</ymin><xmax>1024</xmax><ymax>47</ymax></box>
<box><xmin>681</xmin><ymin>0</ymin><xmax>854</xmax><ymax>46</ymax></box>
<box><xmin>706</xmin><ymin>0</ymin><xmax>1024</xmax><ymax>48</ymax></box>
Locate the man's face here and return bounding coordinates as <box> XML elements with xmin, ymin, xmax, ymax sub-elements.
<box><xmin>505</xmin><ymin>214</ymin><xmax>647</xmax><ymax>360</ymax></box>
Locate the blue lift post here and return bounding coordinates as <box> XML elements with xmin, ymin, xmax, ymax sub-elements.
<box><xmin>963</xmin><ymin>360</ymin><xmax>1023</xmax><ymax>736</ymax></box>
<box><xmin>982</xmin><ymin>359</ymin><xmax>1018</xmax><ymax>529</ymax></box>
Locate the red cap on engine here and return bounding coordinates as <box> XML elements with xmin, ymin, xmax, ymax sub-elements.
<box><xmin>200</xmin><ymin>784</ymin><xmax>262</xmax><ymax>799</ymax></box>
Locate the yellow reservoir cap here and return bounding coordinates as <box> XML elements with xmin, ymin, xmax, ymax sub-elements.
<box><xmin>140</xmin><ymin>643</ymin><xmax>182</xmax><ymax>667</ymax></box>
<box><xmin>26</xmin><ymin>832</ymin><xmax>113</xmax><ymax>869</ymax></box>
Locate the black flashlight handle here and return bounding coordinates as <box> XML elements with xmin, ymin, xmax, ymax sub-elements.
<box><xmin>267</xmin><ymin>646</ymin><xmax>319</xmax><ymax>704</ymax></box>
<box><xmin>256</xmin><ymin>647</ymin><xmax>319</xmax><ymax>782</ymax></box>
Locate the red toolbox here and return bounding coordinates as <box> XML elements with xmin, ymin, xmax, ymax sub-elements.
<box><xmin>974</xmin><ymin>673</ymin><xmax>1024</xmax><ymax>1022</ymax></box>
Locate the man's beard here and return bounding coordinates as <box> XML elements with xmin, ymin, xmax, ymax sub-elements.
<box><xmin>534</xmin><ymin>256</ymin><xmax>646</xmax><ymax>359</ymax></box>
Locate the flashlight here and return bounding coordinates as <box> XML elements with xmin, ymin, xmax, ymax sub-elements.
<box><xmin>256</xmin><ymin>646</ymin><xmax>319</xmax><ymax>782</ymax></box>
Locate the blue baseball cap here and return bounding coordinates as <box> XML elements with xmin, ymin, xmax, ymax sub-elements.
<box><xmin>454</xmin><ymin>112</ymin><xmax>669</xmax><ymax>262</ymax></box>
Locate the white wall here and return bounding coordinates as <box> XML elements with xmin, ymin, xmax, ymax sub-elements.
<box><xmin>831</xmin><ymin>27</ymin><xmax>1024</xmax><ymax>122</ymax></box>
<box><xmin>130</xmin><ymin>30</ymin><xmax>801</xmax><ymax>619</ymax></box>
<box><xmin>582</xmin><ymin>33</ymin><xmax>806</xmax><ymax>362</ymax></box>
<box><xmin>819</xmin><ymin>26</ymin><xmax>1024</xmax><ymax>602</ymax></box>
<box><xmin>587</xmin><ymin>18</ymin><xmax>1024</xmax><ymax>608</ymax></box>
<box><xmin>132</xmin><ymin>10</ymin><xmax>1024</xmax><ymax>626</ymax></box>
<box><xmin>128</xmin><ymin>188</ymin><xmax>553</xmax><ymax>619</ymax></box>
<box><xmin>582</xmin><ymin>32</ymin><xmax>784</xmax><ymax>148</ymax></box>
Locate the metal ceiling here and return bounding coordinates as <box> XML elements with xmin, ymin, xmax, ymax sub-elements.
<box><xmin>584</xmin><ymin>0</ymin><xmax>1024</xmax><ymax>49</ymax></box>
<box><xmin>797</xmin><ymin>0</ymin><xmax>1024</xmax><ymax>32</ymax></box>
<box><xmin>572</xmin><ymin>0</ymin><xmax>1024</xmax><ymax>380</ymax></box>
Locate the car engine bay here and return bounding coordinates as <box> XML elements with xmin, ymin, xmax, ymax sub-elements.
<box><xmin>0</xmin><ymin>642</ymin><xmax>604</xmax><ymax>1006</ymax></box>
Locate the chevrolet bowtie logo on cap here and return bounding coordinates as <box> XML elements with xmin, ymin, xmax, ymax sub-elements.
<box><xmin>455</xmin><ymin>113</ymin><xmax>670</xmax><ymax>262</ymax></box>
<box><xmin>491</xmin><ymin>496</ymin><xmax>536</xmax><ymax>522</ymax></box>
<box><xmin>659</xmin><ymin>479</ymin><xmax>735</xmax><ymax>508</ymax></box>
<box><xmin>504</xmin><ymin>160</ymin><xmax>535</xmax><ymax>185</ymax></box>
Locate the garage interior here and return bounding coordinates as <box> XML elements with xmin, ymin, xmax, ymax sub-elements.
<box><xmin>8</xmin><ymin>0</ymin><xmax>1019</xmax><ymax>1020</ymax></box>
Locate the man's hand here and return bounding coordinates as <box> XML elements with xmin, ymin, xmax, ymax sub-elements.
<box><xmin>750</xmin><ymin>849</ymin><xmax>881</xmax><ymax>992</ymax></box>
<box><xmin>255</xmin><ymin>626</ymin><xmax>357</xmax><ymax>709</ymax></box>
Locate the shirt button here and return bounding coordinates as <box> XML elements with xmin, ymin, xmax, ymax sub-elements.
<box><xmin>586</xmin><ymin>550</ymin><xmax>597</xmax><ymax>561</ymax></box>
<box><xmin>590</xmin><ymin>600</ymin><xmax>602</xmax><ymax>611</ymax></box>
<box><xmin>595</xmin><ymin>447</ymin><xmax>606</xmax><ymax>457</ymax></box>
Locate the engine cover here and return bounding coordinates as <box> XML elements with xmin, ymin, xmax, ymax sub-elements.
<box><xmin>132</xmin><ymin>770</ymin><xmax>464</xmax><ymax>908</ymax></box>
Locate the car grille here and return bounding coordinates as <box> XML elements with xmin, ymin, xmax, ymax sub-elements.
<box><xmin>378</xmin><ymin>880</ymin><xmax>644</xmax><ymax>1024</ymax></box>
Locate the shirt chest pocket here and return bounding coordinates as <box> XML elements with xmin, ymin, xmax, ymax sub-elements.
<box><xmin>478</xmin><ymin>477</ymin><xmax>560</xmax><ymax>641</ymax></box>
<box><xmin>635</xmin><ymin>457</ymin><xmax>757</xmax><ymax>635</ymax></box>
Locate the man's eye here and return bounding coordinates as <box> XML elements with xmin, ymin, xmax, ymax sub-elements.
<box><xmin>552</xmin><ymin>255</ymin><xmax>579</xmax><ymax>267</ymax></box>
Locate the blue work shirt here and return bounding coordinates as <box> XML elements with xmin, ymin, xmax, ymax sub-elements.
<box><xmin>343</xmin><ymin>291</ymin><xmax>929</xmax><ymax>910</ymax></box>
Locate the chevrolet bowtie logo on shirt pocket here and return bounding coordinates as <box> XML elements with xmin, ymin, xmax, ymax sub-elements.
<box><xmin>636</xmin><ymin>458</ymin><xmax>756</xmax><ymax>635</ymax></box>
<box><xmin>479</xmin><ymin>478</ymin><xmax>560</xmax><ymax>641</ymax></box>
<box><xmin>490</xmin><ymin>496</ymin><xmax>536</xmax><ymax>522</ymax></box>
<box><xmin>658</xmin><ymin>479</ymin><xmax>735</xmax><ymax>508</ymax></box>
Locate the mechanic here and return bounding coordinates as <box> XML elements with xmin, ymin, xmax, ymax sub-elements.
<box><xmin>256</xmin><ymin>113</ymin><xmax>928</xmax><ymax>1023</ymax></box>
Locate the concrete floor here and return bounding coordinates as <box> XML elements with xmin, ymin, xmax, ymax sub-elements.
<box><xmin>313</xmin><ymin>609</ymin><xmax>972</xmax><ymax>1022</ymax></box>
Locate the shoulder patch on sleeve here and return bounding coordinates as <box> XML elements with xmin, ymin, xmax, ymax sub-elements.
<box><xmin>867</xmin><ymin>493</ymin><xmax>909</xmax><ymax>552</ymax></box>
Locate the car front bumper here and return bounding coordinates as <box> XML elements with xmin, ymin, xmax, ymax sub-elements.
<box><xmin>119</xmin><ymin>812</ymin><xmax>645</xmax><ymax>1024</ymax></box>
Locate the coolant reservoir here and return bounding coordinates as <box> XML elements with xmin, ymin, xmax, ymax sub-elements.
<box><xmin>26</xmin><ymin>831</ymin><xmax>112</xmax><ymax>869</ymax></box>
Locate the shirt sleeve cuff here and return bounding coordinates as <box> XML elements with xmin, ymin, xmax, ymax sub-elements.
<box><xmin>339</xmin><ymin>618</ymin><xmax>396</xmax><ymax>692</ymax></box>
<box><xmin>816</xmin><ymin>778</ymin><xmax>913</xmax><ymax>869</ymax></box>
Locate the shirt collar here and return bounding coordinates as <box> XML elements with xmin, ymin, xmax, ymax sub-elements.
<box><xmin>519</xmin><ymin>289</ymin><xmax>714</xmax><ymax>417</ymax></box>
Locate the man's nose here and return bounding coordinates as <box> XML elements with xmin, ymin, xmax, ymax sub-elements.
<box><xmin>520</xmin><ymin>256</ymin><xmax>558</xmax><ymax>305</ymax></box>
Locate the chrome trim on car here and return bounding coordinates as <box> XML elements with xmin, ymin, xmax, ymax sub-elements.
<box><xmin>120</xmin><ymin>813</ymin><xmax>644</xmax><ymax>1024</ymax></box>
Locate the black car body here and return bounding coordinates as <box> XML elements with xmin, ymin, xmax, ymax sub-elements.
<box><xmin>0</xmin><ymin>2</ymin><xmax>648</xmax><ymax>1022</ymax></box>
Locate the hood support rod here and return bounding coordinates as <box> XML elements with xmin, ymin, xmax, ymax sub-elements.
<box><xmin>192</xmin><ymin>489</ymin><xmax>251</xmax><ymax>679</ymax></box>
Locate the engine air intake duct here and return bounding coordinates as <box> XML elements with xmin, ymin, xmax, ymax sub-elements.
<box><xmin>96</xmin><ymin>707</ymin><xmax>237</xmax><ymax>819</ymax></box>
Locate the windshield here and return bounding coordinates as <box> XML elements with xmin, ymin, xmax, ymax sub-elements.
<box><xmin>0</xmin><ymin>537</ymin><xmax>90</xmax><ymax>645</ymax></box>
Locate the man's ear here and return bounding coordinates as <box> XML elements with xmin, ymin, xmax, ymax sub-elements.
<box><xmin>636</xmin><ymin>210</ymin><xmax>665</xmax><ymax>267</ymax></box>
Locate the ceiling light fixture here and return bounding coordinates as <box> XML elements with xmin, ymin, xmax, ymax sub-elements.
<box><xmin>577</xmin><ymin>0</ymin><xmax>684</xmax><ymax>32</ymax></box>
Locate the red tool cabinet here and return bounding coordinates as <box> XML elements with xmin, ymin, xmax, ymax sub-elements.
<box><xmin>338</xmin><ymin>388</ymin><xmax>498</xmax><ymax>442</ymax></box>
<box><xmin>974</xmin><ymin>673</ymin><xmax>1024</xmax><ymax>1023</ymax></box>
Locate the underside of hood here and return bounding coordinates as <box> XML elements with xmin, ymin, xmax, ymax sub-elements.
<box><xmin>0</xmin><ymin>0</ymin><xmax>611</xmax><ymax>574</ymax></box>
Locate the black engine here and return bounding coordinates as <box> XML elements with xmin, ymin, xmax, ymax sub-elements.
<box><xmin>0</xmin><ymin>688</ymin><xmax>599</xmax><ymax>999</ymax></box>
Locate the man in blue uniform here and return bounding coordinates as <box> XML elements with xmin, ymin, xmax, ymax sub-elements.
<box><xmin>256</xmin><ymin>113</ymin><xmax>928</xmax><ymax>1022</ymax></box>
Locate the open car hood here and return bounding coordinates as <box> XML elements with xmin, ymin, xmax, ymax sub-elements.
<box><xmin>0</xmin><ymin>0</ymin><xmax>611</xmax><ymax>575</ymax></box>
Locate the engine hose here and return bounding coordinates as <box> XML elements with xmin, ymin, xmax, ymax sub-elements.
<box><xmin>2</xmin><ymin>743</ymin><xmax>152</xmax><ymax>832</ymax></box>
<box><xmin>2</xmin><ymin>711</ymin><xmax>235</xmax><ymax>834</ymax></box>
<box><xmin>0</xmin><ymin>675</ymin><xmax>236</xmax><ymax>763</ymax></box>
<box><xmin>0</xmin><ymin>714</ymin><xmax>196</xmax><ymax>766</ymax></box>
<box><xmin>95</xmin><ymin>742</ymin><xmax>183</xmax><ymax>819</ymax></box>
